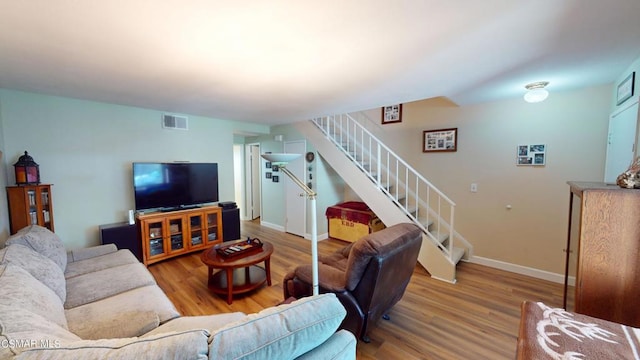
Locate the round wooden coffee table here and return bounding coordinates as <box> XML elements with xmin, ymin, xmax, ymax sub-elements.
<box><xmin>200</xmin><ymin>240</ymin><xmax>273</xmax><ymax>304</ymax></box>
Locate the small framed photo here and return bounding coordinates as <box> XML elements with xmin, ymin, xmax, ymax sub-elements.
<box><xmin>265</xmin><ymin>172</ymin><xmax>272</xmax><ymax>179</ymax></box>
<box><xmin>517</xmin><ymin>144</ymin><xmax>546</xmax><ymax>166</ymax></box>
<box><xmin>382</xmin><ymin>104</ymin><xmax>402</xmax><ymax>124</ymax></box>
<box><xmin>272</xmin><ymin>175</ymin><xmax>279</xmax><ymax>183</ymax></box>
<box><xmin>617</xmin><ymin>72</ymin><xmax>635</xmax><ymax>105</ymax></box>
<box><xmin>265</xmin><ymin>161</ymin><xmax>272</xmax><ymax>169</ymax></box>
<box><xmin>423</xmin><ymin>128</ymin><xmax>457</xmax><ymax>152</ymax></box>
<box><xmin>272</xmin><ymin>164</ymin><xmax>279</xmax><ymax>172</ymax></box>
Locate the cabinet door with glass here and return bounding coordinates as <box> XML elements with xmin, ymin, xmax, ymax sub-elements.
<box><xmin>204</xmin><ymin>208</ymin><xmax>222</xmax><ymax>246</ymax></box>
<box><xmin>6</xmin><ymin>184</ymin><xmax>55</xmax><ymax>234</ymax></box>
<box><xmin>166</xmin><ymin>215</ymin><xmax>187</xmax><ymax>256</ymax></box>
<box><xmin>141</xmin><ymin>218</ymin><xmax>166</xmax><ymax>263</ymax></box>
<box><xmin>187</xmin><ymin>213</ymin><xmax>206</xmax><ymax>250</ymax></box>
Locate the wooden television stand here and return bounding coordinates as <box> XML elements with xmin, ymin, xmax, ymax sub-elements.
<box><xmin>137</xmin><ymin>206</ymin><xmax>223</xmax><ymax>265</ymax></box>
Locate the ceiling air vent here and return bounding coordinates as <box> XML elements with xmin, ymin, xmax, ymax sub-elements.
<box><xmin>162</xmin><ymin>114</ymin><xmax>188</xmax><ymax>130</ymax></box>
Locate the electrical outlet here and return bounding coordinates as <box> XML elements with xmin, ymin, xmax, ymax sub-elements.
<box><xmin>470</xmin><ymin>183</ymin><xmax>478</xmax><ymax>193</ymax></box>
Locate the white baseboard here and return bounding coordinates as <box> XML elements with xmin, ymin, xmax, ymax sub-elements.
<box><xmin>468</xmin><ymin>255</ymin><xmax>575</xmax><ymax>286</ymax></box>
<box><xmin>259</xmin><ymin>221</ymin><xmax>284</xmax><ymax>232</ymax></box>
<box><xmin>259</xmin><ymin>222</ymin><xmax>328</xmax><ymax>242</ymax></box>
<box><xmin>303</xmin><ymin>232</ymin><xmax>329</xmax><ymax>241</ymax></box>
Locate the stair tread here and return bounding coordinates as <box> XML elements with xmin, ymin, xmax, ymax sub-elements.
<box><xmin>452</xmin><ymin>247</ymin><xmax>465</xmax><ymax>264</ymax></box>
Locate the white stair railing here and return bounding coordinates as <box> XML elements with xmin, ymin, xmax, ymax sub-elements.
<box><xmin>311</xmin><ymin>114</ymin><xmax>459</xmax><ymax>262</ymax></box>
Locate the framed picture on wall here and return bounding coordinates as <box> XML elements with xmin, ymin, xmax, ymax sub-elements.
<box><xmin>517</xmin><ymin>144</ymin><xmax>546</xmax><ymax>166</ymax></box>
<box><xmin>423</xmin><ymin>128</ymin><xmax>458</xmax><ymax>152</ymax></box>
<box><xmin>381</xmin><ymin>104</ymin><xmax>402</xmax><ymax>124</ymax></box>
<box><xmin>617</xmin><ymin>72</ymin><xmax>635</xmax><ymax>105</ymax></box>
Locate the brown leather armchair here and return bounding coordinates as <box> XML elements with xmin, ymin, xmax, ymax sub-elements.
<box><xmin>283</xmin><ymin>223</ymin><xmax>423</xmax><ymax>342</ymax></box>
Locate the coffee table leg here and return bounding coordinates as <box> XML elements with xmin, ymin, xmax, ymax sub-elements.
<box><xmin>265</xmin><ymin>257</ymin><xmax>272</xmax><ymax>286</ymax></box>
<box><xmin>225</xmin><ymin>269</ymin><xmax>233</xmax><ymax>304</ymax></box>
<box><xmin>207</xmin><ymin>266</ymin><xmax>213</xmax><ymax>284</ymax></box>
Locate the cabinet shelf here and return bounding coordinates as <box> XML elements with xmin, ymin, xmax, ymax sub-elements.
<box><xmin>138</xmin><ymin>206</ymin><xmax>223</xmax><ymax>265</ymax></box>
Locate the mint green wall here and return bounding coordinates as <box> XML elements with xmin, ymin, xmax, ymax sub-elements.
<box><xmin>250</xmin><ymin>125</ymin><xmax>344</xmax><ymax>237</ymax></box>
<box><xmin>256</xmin><ymin>137</ymin><xmax>285</xmax><ymax>229</ymax></box>
<box><xmin>0</xmin><ymin>89</ymin><xmax>268</xmax><ymax>249</ymax></box>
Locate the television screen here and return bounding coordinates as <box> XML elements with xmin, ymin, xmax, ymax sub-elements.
<box><xmin>133</xmin><ymin>162</ymin><xmax>219</xmax><ymax>211</ymax></box>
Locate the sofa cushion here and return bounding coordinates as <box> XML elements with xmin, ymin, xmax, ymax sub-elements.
<box><xmin>0</xmin><ymin>244</ymin><xmax>66</xmax><ymax>302</ymax></box>
<box><xmin>14</xmin><ymin>330</ymin><xmax>209</xmax><ymax>360</ymax></box>
<box><xmin>0</xmin><ymin>304</ymin><xmax>81</xmax><ymax>358</ymax></box>
<box><xmin>0</xmin><ymin>264</ymin><xmax>68</xmax><ymax>330</ymax></box>
<box><xmin>65</xmin><ymin>285</ymin><xmax>180</xmax><ymax>339</ymax></box>
<box><xmin>64</xmin><ymin>248</ymin><xmax>141</xmax><ymax>279</ymax></box>
<box><xmin>209</xmin><ymin>293</ymin><xmax>346</xmax><ymax>359</ymax></box>
<box><xmin>64</xmin><ymin>262</ymin><xmax>156</xmax><ymax>309</ymax></box>
<box><xmin>6</xmin><ymin>225</ymin><xmax>67</xmax><ymax>272</ymax></box>
<box><xmin>67</xmin><ymin>243</ymin><xmax>117</xmax><ymax>263</ymax></box>
<box><xmin>69</xmin><ymin>310</ymin><xmax>160</xmax><ymax>340</ymax></box>
<box><xmin>143</xmin><ymin>313</ymin><xmax>246</xmax><ymax>338</ymax></box>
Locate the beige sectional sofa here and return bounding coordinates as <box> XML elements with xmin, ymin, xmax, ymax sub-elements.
<box><xmin>0</xmin><ymin>225</ymin><xmax>356</xmax><ymax>359</ymax></box>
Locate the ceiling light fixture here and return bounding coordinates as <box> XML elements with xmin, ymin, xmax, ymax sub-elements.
<box><xmin>524</xmin><ymin>81</ymin><xmax>549</xmax><ymax>103</ymax></box>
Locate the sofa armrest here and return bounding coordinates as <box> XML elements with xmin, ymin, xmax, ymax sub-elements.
<box><xmin>14</xmin><ymin>330</ymin><xmax>209</xmax><ymax>360</ymax></box>
<box><xmin>294</xmin><ymin>263</ymin><xmax>347</xmax><ymax>292</ymax></box>
<box><xmin>209</xmin><ymin>293</ymin><xmax>347</xmax><ymax>359</ymax></box>
<box><xmin>296</xmin><ymin>329</ymin><xmax>356</xmax><ymax>360</ymax></box>
<box><xmin>67</xmin><ymin>244</ymin><xmax>117</xmax><ymax>263</ymax></box>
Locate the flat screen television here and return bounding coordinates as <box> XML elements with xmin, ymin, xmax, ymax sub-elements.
<box><xmin>132</xmin><ymin>162</ymin><xmax>219</xmax><ymax>211</ymax></box>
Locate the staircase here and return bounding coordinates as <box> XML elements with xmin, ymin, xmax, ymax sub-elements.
<box><xmin>294</xmin><ymin>113</ymin><xmax>472</xmax><ymax>283</ymax></box>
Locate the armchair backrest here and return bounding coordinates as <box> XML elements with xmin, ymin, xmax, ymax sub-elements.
<box><xmin>344</xmin><ymin>223</ymin><xmax>422</xmax><ymax>319</ymax></box>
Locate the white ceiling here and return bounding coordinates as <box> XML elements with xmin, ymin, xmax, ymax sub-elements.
<box><xmin>1</xmin><ymin>1</ymin><xmax>640</xmax><ymax>125</ymax></box>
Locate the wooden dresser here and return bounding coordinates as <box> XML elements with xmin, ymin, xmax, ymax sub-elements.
<box><xmin>564</xmin><ymin>181</ymin><xmax>640</xmax><ymax>327</ymax></box>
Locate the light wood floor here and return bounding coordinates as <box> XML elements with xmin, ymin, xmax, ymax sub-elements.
<box><xmin>148</xmin><ymin>220</ymin><xmax>565</xmax><ymax>360</ymax></box>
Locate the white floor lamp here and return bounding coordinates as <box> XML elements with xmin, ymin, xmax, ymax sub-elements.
<box><xmin>261</xmin><ymin>153</ymin><xmax>319</xmax><ymax>296</ymax></box>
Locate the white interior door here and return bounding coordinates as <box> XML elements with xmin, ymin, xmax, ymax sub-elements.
<box><xmin>232</xmin><ymin>144</ymin><xmax>244</xmax><ymax>218</ymax></box>
<box><xmin>244</xmin><ymin>144</ymin><xmax>261</xmax><ymax>220</ymax></box>
<box><xmin>284</xmin><ymin>141</ymin><xmax>306</xmax><ymax>237</ymax></box>
<box><xmin>604</xmin><ymin>99</ymin><xmax>638</xmax><ymax>183</ymax></box>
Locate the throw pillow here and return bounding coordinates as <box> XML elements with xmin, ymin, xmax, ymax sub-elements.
<box><xmin>0</xmin><ymin>264</ymin><xmax>68</xmax><ymax>330</ymax></box>
<box><xmin>6</xmin><ymin>225</ymin><xmax>67</xmax><ymax>272</ymax></box>
<box><xmin>0</xmin><ymin>244</ymin><xmax>66</xmax><ymax>302</ymax></box>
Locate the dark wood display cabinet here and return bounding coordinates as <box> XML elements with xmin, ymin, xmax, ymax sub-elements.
<box><xmin>6</xmin><ymin>184</ymin><xmax>54</xmax><ymax>234</ymax></box>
